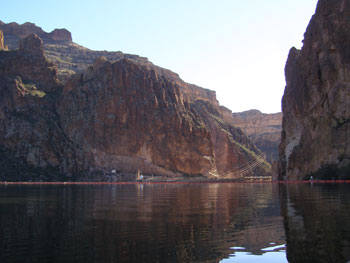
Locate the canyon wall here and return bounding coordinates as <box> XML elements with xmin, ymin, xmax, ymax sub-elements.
<box><xmin>0</xmin><ymin>34</ymin><xmax>86</xmax><ymax>181</ymax></box>
<box><xmin>231</xmin><ymin>110</ymin><xmax>282</xmax><ymax>163</ymax></box>
<box><xmin>278</xmin><ymin>0</ymin><xmax>350</xmax><ymax>180</ymax></box>
<box><xmin>0</xmin><ymin>30</ymin><xmax>270</xmax><ymax>181</ymax></box>
<box><xmin>59</xmin><ymin>56</ymin><xmax>270</xmax><ymax>179</ymax></box>
<box><xmin>0</xmin><ymin>21</ymin><xmax>150</xmax><ymax>83</ymax></box>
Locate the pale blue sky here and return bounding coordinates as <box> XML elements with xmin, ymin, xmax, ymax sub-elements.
<box><xmin>2</xmin><ymin>0</ymin><xmax>318</xmax><ymax>113</ymax></box>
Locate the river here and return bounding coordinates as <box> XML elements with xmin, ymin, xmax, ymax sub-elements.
<box><xmin>1</xmin><ymin>182</ymin><xmax>349</xmax><ymax>262</ymax></box>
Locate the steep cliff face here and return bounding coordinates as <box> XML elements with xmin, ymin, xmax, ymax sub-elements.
<box><xmin>231</xmin><ymin>110</ymin><xmax>282</xmax><ymax>163</ymax></box>
<box><xmin>0</xmin><ymin>32</ymin><xmax>270</xmax><ymax>181</ymax></box>
<box><xmin>278</xmin><ymin>0</ymin><xmax>350</xmax><ymax>180</ymax></box>
<box><xmin>60</xmin><ymin>57</ymin><xmax>214</xmax><ymax>177</ymax></box>
<box><xmin>192</xmin><ymin>103</ymin><xmax>270</xmax><ymax>178</ymax></box>
<box><xmin>0</xmin><ymin>30</ymin><xmax>7</xmax><ymax>51</ymax></box>
<box><xmin>1</xmin><ymin>21</ymin><xmax>220</xmax><ymax>105</ymax></box>
<box><xmin>60</xmin><ymin>57</ymin><xmax>270</xmax><ymax>178</ymax></box>
<box><xmin>0</xmin><ymin>34</ymin><xmax>85</xmax><ymax>181</ymax></box>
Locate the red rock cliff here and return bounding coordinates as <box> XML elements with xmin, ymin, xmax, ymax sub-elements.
<box><xmin>0</xmin><ymin>30</ymin><xmax>7</xmax><ymax>50</ymax></box>
<box><xmin>60</xmin><ymin>57</ymin><xmax>270</xmax><ymax>178</ymax></box>
<box><xmin>231</xmin><ymin>110</ymin><xmax>282</xmax><ymax>163</ymax></box>
<box><xmin>0</xmin><ymin>33</ymin><xmax>270</xmax><ymax>181</ymax></box>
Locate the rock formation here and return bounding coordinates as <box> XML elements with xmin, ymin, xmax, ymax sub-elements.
<box><xmin>0</xmin><ymin>21</ymin><xmax>148</xmax><ymax>83</ymax></box>
<box><xmin>231</xmin><ymin>110</ymin><xmax>282</xmax><ymax>163</ymax></box>
<box><xmin>0</xmin><ymin>30</ymin><xmax>7</xmax><ymax>51</ymax></box>
<box><xmin>0</xmin><ymin>21</ymin><xmax>72</xmax><ymax>43</ymax></box>
<box><xmin>0</xmin><ymin>32</ymin><xmax>270</xmax><ymax>181</ymax></box>
<box><xmin>278</xmin><ymin>0</ymin><xmax>350</xmax><ymax>180</ymax></box>
<box><xmin>0</xmin><ymin>34</ymin><xmax>85</xmax><ymax>181</ymax></box>
<box><xmin>60</xmin><ymin>57</ymin><xmax>270</xmax><ymax>179</ymax></box>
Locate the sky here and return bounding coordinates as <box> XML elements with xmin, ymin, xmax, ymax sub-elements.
<box><xmin>2</xmin><ymin>0</ymin><xmax>318</xmax><ymax>113</ymax></box>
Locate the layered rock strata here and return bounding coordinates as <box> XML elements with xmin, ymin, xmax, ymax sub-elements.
<box><xmin>278</xmin><ymin>0</ymin><xmax>350</xmax><ymax>180</ymax></box>
<box><xmin>0</xmin><ymin>21</ymin><xmax>149</xmax><ymax>83</ymax></box>
<box><xmin>0</xmin><ymin>21</ymin><xmax>72</xmax><ymax>43</ymax></box>
<box><xmin>0</xmin><ymin>33</ymin><xmax>270</xmax><ymax>181</ymax></box>
<box><xmin>231</xmin><ymin>110</ymin><xmax>282</xmax><ymax>163</ymax></box>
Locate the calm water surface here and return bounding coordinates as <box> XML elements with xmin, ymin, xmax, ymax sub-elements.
<box><xmin>0</xmin><ymin>183</ymin><xmax>350</xmax><ymax>262</ymax></box>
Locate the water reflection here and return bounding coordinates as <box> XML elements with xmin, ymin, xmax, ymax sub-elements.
<box><xmin>280</xmin><ymin>183</ymin><xmax>350</xmax><ymax>263</ymax></box>
<box><xmin>0</xmin><ymin>183</ymin><xmax>285</xmax><ymax>263</ymax></box>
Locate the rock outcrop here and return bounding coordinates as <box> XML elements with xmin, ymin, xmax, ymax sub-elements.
<box><xmin>0</xmin><ymin>33</ymin><xmax>270</xmax><ymax>181</ymax></box>
<box><xmin>0</xmin><ymin>34</ymin><xmax>85</xmax><ymax>181</ymax></box>
<box><xmin>60</xmin><ymin>57</ymin><xmax>270</xmax><ymax>179</ymax></box>
<box><xmin>0</xmin><ymin>30</ymin><xmax>7</xmax><ymax>51</ymax></box>
<box><xmin>0</xmin><ymin>21</ymin><xmax>149</xmax><ymax>83</ymax></box>
<box><xmin>231</xmin><ymin>110</ymin><xmax>282</xmax><ymax>163</ymax></box>
<box><xmin>278</xmin><ymin>0</ymin><xmax>350</xmax><ymax>180</ymax></box>
<box><xmin>0</xmin><ymin>21</ymin><xmax>72</xmax><ymax>43</ymax></box>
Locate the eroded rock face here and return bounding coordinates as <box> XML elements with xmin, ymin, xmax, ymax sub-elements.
<box><xmin>0</xmin><ymin>21</ymin><xmax>72</xmax><ymax>42</ymax></box>
<box><xmin>49</xmin><ymin>28</ymin><xmax>72</xmax><ymax>42</ymax></box>
<box><xmin>18</xmin><ymin>33</ymin><xmax>44</xmax><ymax>56</ymax></box>
<box><xmin>60</xmin><ymin>57</ymin><xmax>214</xmax><ymax>177</ymax></box>
<box><xmin>0</xmin><ymin>34</ymin><xmax>85</xmax><ymax>181</ymax></box>
<box><xmin>0</xmin><ymin>30</ymin><xmax>7</xmax><ymax>51</ymax></box>
<box><xmin>0</xmin><ymin>32</ymin><xmax>270</xmax><ymax>181</ymax></box>
<box><xmin>0</xmin><ymin>21</ymin><xmax>149</xmax><ymax>83</ymax></box>
<box><xmin>231</xmin><ymin>110</ymin><xmax>282</xmax><ymax>163</ymax></box>
<box><xmin>60</xmin><ymin>57</ymin><xmax>270</xmax><ymax>178</ymax></box>
<box><xmin>278</xmin><ymin>0</ymin><xmax>350</xmax><ymax>180</ymax></box>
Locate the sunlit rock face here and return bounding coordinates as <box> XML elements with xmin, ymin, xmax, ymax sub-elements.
<box><xmin>231</xmin><ymin>110</ymin><xmax>282</xmax><ymax>163</ymax></box>
<box><xmin>60</xmin><ymin>57</ymin><xmax>270</xmax><ymax>178</ymax></box>
<box><xmin>60</xmin><ymin>57</ymin><xmax>215</xmax><ymax>177</ymax></box>
<box><xmin>0</xmin><ymin>21</ymin><xmax>72</xmax><ymax>44</ymax></box>
<box><xmin>0</xmin><ymin>30</ymin><xmax>7</xmax><ymax>51</ymax></box>
<box><xmin>0</xmin><ymin>21</ymin><xmax>150</xmax><ymax>83</ymax></box>
<box><xmin>278</xmin><ymin>0</ymin><xmax>350</xmax><ymax>180</ymax></box>
<box><xmin>0</xmin><ymin>32</ymin><xmax>270</xmax><ymax>181</ymax></box>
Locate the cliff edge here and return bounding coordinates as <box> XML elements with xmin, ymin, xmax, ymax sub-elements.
<box><xmin>0</xmin><ymin>33</ymin><xmax>270</xmax><ymax>181</ymax></box>
<box><xmin>278</xmin><ymin>0</ymin><xmax>350</xmax><ymax>180</ymax></box>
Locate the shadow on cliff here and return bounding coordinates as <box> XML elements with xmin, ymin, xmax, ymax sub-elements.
<box><xmin>0</xmin><ymin>146</ymin><xmax>67</xmax><ymax>182</ymax></box>
<box><xmin>304</xmin><ymin>163</ymin><xmax>350</xmax><ymax>181</ymax></box>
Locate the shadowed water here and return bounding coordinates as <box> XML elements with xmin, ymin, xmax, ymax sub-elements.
<box><xmin>280</xmin><ymin>183</ymin><xmax>350</xmax><ymax>263</ymax></box>
<box><xmin>0</xmin><ymin>183</ymin><xmax>350</xmax><ymax>262</ymax></box>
